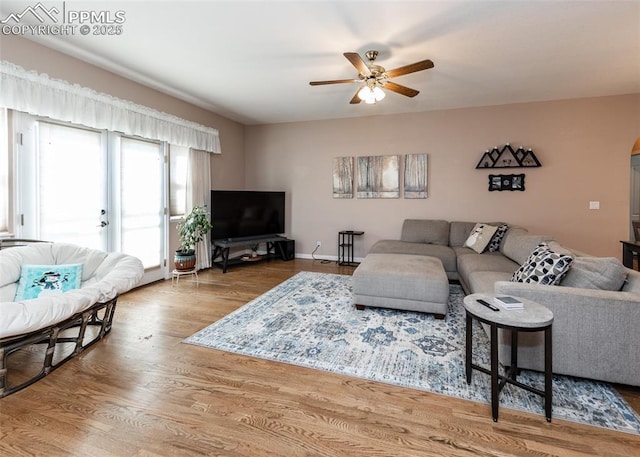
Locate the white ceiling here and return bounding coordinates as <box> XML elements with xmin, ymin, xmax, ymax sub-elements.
<box><xmin>2</xmin><ymin>1</ymin><xmax>639</xmax><ymax>125</ymax></box>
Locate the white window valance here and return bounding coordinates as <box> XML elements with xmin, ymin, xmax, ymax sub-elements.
<box><xmin>0</xmin><ymin>60</ymin><xmax>221</xmax><ymax>153</ymax></box>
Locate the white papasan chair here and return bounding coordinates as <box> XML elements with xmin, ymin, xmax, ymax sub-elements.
<box><xmin>0</xmin><ymin>241</ymin><xmax>143</xmax><ymax>397</ymax></box>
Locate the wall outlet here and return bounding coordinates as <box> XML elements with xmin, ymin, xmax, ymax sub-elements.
<box><xmin>315</xmin><ymin>241</ymin><xmax>321</xmax><ymax>249</ymax></box>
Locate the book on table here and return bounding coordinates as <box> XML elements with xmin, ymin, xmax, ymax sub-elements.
<box><xmin>495</xmin><ymin>296</ymin><xmax>524</xmax><ymax>309</ymax></box>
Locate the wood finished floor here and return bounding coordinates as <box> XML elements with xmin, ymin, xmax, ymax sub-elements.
<box><xmin>1</xmin><ymin>259</ymin><xmax>639</xmax><ymax>457</ymax></box>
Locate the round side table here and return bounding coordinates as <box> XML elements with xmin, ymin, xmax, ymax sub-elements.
<box><xmin>172</xmin><ymin>268</ymin><xmax>198</xmax><ymax>286</ymax></box>
<box><xmin>463</xmin><ymin>293</ymin><xmax>554</xmax><ymax>422</ymax></box>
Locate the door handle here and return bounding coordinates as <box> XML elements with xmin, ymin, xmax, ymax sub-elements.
<box><xmin>97</xmin><ymin>221</ymin><xmax>109</xmax><ymax>227</ymax></box>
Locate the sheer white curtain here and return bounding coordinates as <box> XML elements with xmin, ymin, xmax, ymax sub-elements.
<box><xmin>0</xmin><ymin>61</ymin><xmax>221</xmax><ymax>153</ymax></box>
<box><xmin>186</xmin><ymin>149</ymin><xmax>212</xmax><ymax>270</ymax></box>
<box><xmin>0</xmin><ymin>108</ymin><xmax>8</xmax><ymax>234</ymax></box>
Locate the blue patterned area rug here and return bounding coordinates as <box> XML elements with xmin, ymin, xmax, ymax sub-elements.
<box><xmin>185</xmin><ymin>271</ymin><xmax>640</xmax><ymax>435</ymax></box>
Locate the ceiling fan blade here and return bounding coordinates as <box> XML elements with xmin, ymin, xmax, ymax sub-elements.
<box><xmin>309</xmin><ymin>79</ymin><xmax>360</xmax><ymax>86</ymax></box>
<box><xmin>344</xmin><ymin>52</ymin><xmax>371</xmax><ymax>76</ymax></box>
<box><xmin>383</xmin><ymin>81</ymin><xmax>420</xmax><ymax>97</ymax></box>
<box><xmin>349</xmin><ymin>89</ymin><xmax>362</xmax><ymax>104</ymax></box>
<box><xmin>385</xmin><ymin>59</ymin><xmax>434</xmax><ymax>78</ymax></box>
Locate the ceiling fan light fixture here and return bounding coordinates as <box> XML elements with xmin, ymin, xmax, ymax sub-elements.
<box><xmin>309</xmin><ymin>50</ymin><xmax>433</xmax><ymax>104</ymax></box>
<box><xmin>357</xmin><ymin>86</ymin><xmax>374</xmax><ymax>103</ymax></box>
<box><xmin>373</xmin><ymin>86</ymin><xmax>385</xmax><ymax>101</ymax></box>
<box><xmin>358</xmin><ymin>84</ymin><xmax>385</xmax><ymax>104</ymax></box>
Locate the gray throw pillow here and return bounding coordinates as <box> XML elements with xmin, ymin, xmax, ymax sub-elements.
<box><xmin>561</xmin><ymin>257</ymin><xmax>628</xmax><ymax>291</ymax></box>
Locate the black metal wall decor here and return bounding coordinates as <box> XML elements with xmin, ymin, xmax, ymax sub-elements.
<box><xmin>489</xmin><ymin>174</ymin><xmax>525</xmax><ymax>191</ymax></box>
<box><xmin>476</xmin><ymin>143</ymin><xmax>541</xmax><ymax>169</ymax></box>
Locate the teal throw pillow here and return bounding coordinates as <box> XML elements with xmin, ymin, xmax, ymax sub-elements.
<box><xmin>14</xmin><ymin>264</ymin><xmax>83</xmax><ymax>301</ymax></box>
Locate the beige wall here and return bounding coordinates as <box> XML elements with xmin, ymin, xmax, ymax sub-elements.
<box><xmin>1</xmin><ymin>35</ymin><xmax>246</xmax><ymax>256</ymax></box>
<box><xmin>4</xmin><ymin>35</ymin><xmax>638</xmax><ymax>261</ymax></box>
<box><xmin>246</xmin><ymin>94</ymin><xmax>640</xmax><ymax>259</ymax></box>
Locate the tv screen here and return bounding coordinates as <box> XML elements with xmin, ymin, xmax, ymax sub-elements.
<box><xmin>210</xmin><ymin>190</ymin><xmax>285</xmax><ymax>241</ymax></box>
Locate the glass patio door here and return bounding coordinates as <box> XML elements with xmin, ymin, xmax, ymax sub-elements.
<box><xmin>14</xmin><ymin>117</ymin><xmax>110</xmax><ymax>250</ymax></box>
<box><xmin>16</xmin><ymin>114</ymin><xmax>167</xmax><ymax>285</ymax></box>
<box><xmin>112</xmin><ymin>135</ymin><xmax>166</xmax><ymax>283</ymax></box>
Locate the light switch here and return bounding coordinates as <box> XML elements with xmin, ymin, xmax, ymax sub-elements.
<box><xmin>589</xmin><ymin>201</ymin><xmax>600</xmax><ymax>210</ymax></box>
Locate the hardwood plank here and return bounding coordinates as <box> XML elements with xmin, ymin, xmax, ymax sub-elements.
<box><xmin>1</xmin><ymin>259</ymin><xmax>639</xmax><ymax>456</ymax></box>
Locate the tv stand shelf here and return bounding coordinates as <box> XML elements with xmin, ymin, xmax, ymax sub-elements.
<box><xmin>212</xmin><ymin>236</ymin><xmax>290</xmax><ymax>273</ymax></box>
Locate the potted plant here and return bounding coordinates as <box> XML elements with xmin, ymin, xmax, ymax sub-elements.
<box><xmin>175</xmin><ymin>205</ymin><xmax>213</xmax><ymax>271</ymax></box>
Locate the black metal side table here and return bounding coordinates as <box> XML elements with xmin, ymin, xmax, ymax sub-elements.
<box><xmin>338</xmin><ymin>230</ymin><xmax>364</xmax><ymax>266</ymax></box>
<box><xmin>620</xmin><ymin>240</ymin><xmax>640</xmax><ymax>270</ymax></box>
<box><xmin>463</xmin><ymin>293</ymin><xmax>554</xmax><ymax>422</ymax></box>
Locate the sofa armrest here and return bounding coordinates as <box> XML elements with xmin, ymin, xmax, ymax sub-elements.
<box><xmin>494</xmin><ymin>280</ymin><xmax>640</xmax><ymax>325</ymax></box>
<box><xmin>494</xmin><ymin>280</ymin><xmax>640</xmax><ymax>307</ymax></box>
<box><xmin>493</xmin><ymin>280</ymin><xmax>640</xmax><ymax>385</ymax></box>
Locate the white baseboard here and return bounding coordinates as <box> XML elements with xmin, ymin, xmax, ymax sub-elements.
<box><xmin>295</xmin><ymin>254</ymin><xmax>365</xmax><ymax>263</ymax></box>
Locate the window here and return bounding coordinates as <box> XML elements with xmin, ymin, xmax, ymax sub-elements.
<box><xmin>170</xmin><ymin>144</ymin><xmax>188</xmax><ymax>217</ymax></box>
<box><xmin>0</xmin><ymin>108</ymin><xmax>9</xmax><ymax>234</ymax></box>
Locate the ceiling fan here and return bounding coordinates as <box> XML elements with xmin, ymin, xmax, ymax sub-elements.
<box><xmin>309</xmin><ymin>50</ymin><xmax>434</xmax><ymax>104</ymax></box>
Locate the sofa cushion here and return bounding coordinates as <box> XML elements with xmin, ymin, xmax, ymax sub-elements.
<box><xmin>14</xmin><ymin>263</ymin><xmax>83</xmax><ymax>301</ymax></box>
<box><xmin>561</xmin><ymin>256</ymin><xmax>628</xmax><ymax>291</ymax></box>
<box><xmin>369</xmin><ymin>240</ymin><xmax>457</xmax><ymax>274</ymax></box>
<box><xmin>401</xmin><ymin>219</ymin><xmax>449</xmax><ymax>245</ymax></box>
<box><xmin>457</xmin><ymin>251</ymin><xmax>520</xmax><ymax>280</ymax></box>
<box><xmin>511</xmin><ymin>243</ymin><xmax>573</xmax><ymax>285</ymax></box>
<box><xmin>463</xmin><ymin>223</ymin><xmax>498</xmax><ymax>253</ymax></box>
<box><xmin>449</xmin><ymin>221</ymin><xmax>478</xmax><ymax>247</ymax></box>
<box><xmin>466</xmin><ymin>270</ymin><xmax>514</xmax><ymax>295</ymax></box>
<box><xmin>487</xmin><ymin>224</ymin><xmax>509</xmax><ymax>252</ymax></box>
<box><xmin>452</xmin><ymin>246</ymin><xmax>477</xmax><ymax>258</ymax></box>
<box><xmin>501</xmin><ymin>228</ymin><xmax>553</xmax><ymax>264</ymax></box>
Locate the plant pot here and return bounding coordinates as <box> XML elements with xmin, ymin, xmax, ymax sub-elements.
<box><xmin>174</xmin><ymin>250</ymin><xmax>196</xmax><ymax>271</ymax></box>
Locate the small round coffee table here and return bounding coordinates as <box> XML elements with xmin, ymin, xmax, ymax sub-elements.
<box><xmin>463</xmin><ymin>293</ymin><xmax>554</xmax><ymax>422</ymax></box>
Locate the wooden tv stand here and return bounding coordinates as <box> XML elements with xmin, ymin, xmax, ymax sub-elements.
<box><xmin>212</xmin><ymin>236</ymin><xmax>290</xmax><ymax>273</ymax></box>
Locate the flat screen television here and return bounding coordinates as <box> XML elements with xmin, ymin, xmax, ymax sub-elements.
<box><xmin>210</xmin><ymin>190</ymin><xmax>285</xmax><ymax>241</ymax></box>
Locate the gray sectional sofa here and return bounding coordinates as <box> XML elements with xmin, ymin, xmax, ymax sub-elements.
<box><xmin>369</xmin><ymin>219</ymin><xmax>640</xmax><ymax>387</ymax></box>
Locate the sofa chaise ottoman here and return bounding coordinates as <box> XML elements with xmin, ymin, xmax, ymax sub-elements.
<box><xmin>352</xmin><ymin>253</ymin><xmax>449</xmax><ymax>318</ymax></box>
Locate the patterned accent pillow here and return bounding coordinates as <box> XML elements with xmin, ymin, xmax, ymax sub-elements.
<box><xmin>511</xmin><ymin>243</ymin><xmax>573</xmax><ymax>285</ymax></box>
<box><xmin>487</xmin><ymin>224</ymin><xmax>509</xmax><ymax>252</ymax></box>
<box><xmin>463</xmin><ymin>223</ymin><xmax>498</xmax><ymax>253</ymax></box>
<box><xmin>14</xmin><ymin>264</ymin><xmax>83</xmax><ymax>301</ymax></box>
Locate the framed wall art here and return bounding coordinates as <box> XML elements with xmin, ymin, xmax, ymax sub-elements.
<box><xmin>357</xmin><ymin>155</ymin><xmax>400</xmax><ymax>198</ymax></box>
<box><xmin>488</xmin><ymin>174</ymin><xmax>525</xmax><ymax>191</ymax></box>
<box><xmin>332</xmin><ymin>156</ymin><xmax>354</xmax><ymax>198</ymax></box>
<box><xmin>404</xmin><ymin>153</ymin><xmax>428</xmax><ymax>198</ymax></box>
